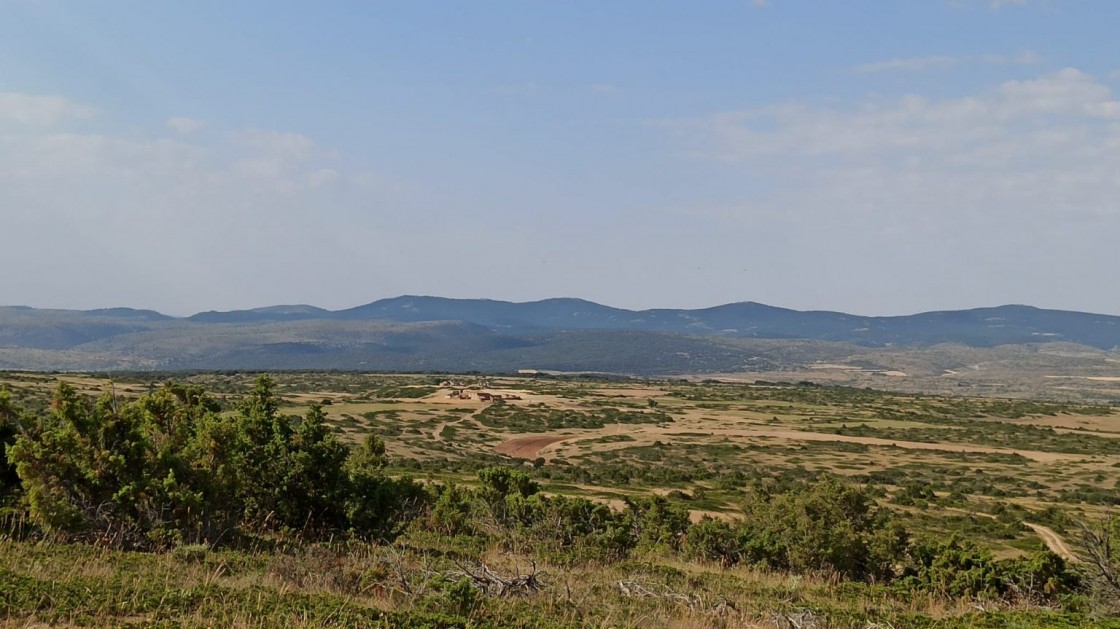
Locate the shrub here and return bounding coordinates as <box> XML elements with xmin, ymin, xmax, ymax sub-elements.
<box><xmin>0</xmin><ymin>388</ymin><xmax>21</xmax><ymax>498</ymax></box>
<box><xmin>6</xmin><ymin>377</ymin><xmax>430</xmax><ymax>548</ymax></box>
<box><xmin>684</xmin><ymin>518</ymin><xmax>741</xmax><ymax>566</ymax></box>
<box><xmin>9</xmin><ymin>382</ymin><xmax>232</xmax><ymax>547</ymax></box>
<box><xmin>346</xmin><ymin>434</ymin><xmax>428</xmax><ymax>542</ymax></box>
<box><xmin>738</xmin><ymin>477</ymin><xmax>902</xmax><ymax>580</ymax></box>
<box><xmin>625</xmin><ymin>496</ymin><xmax>690</xmax><ymax>550</ymax></box>
<box><xmin>429</xmin><ymin>483</ymin><xmax>478</xmax><ymax>536</ymax></box>
<box><xmin>906</xmin><ymin>535</ymin><xmax>1077</xmax><ymax>602</ymax></box>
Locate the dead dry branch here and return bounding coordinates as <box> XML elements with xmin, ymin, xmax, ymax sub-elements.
<box><xmin>451</xmin><ymin>560</ymin><xmax>546</xmax><ymax>597</ymax></box>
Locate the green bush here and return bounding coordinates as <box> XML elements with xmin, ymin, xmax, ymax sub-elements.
<box><xmin>738</xmin><ymin>477</ymin><xmax>902</xmax><ymax>580</ymax></box>
<box><xmin>906</xmin><ymin>535</ymin><xmax>1077</xmax><ymax>602</ymax></box>
<box><xmin>429</xmin><ymin>483</ymin><xmax>479</xmax><ymax>536</ymax></box>
<box><xmin>346</xmin><ymin>434</ymin><xmax>428</xmax><ymax>542</ymax></box>
<box><xmin>6</xmin><ymin>377</ymin><xmax>430</xmax><ymax>548</ymax></box>
<box><xmin>0</xmin><ymin>388</ymin><xmax>21</xmax><ymax>499</ymax></box>
<box><xmin>683</xmin><ymin>518</ymin><xmax>741</xmax><ymax>565</ymax></box>
<box><xmin>504</xmin><ymin>493</ymin><xmax>634</xmax><ymax>561</ymax></box>
<box><xmin>9</xmin><ymin>381</ymin><xmax>235</xmax><ymax>546</ymax></box>
<box><xmin>625</xmin><ymin>496</ymin><xmax>690</xmax><ymax>550</ymax></box>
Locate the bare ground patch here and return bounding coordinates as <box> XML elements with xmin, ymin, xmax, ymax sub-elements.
<box><xmin>495</xmin><ymin>434</ymin><xmax>577</xmax><ymax>459</ymax></box>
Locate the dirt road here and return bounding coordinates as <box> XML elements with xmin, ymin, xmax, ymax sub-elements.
<box><xmin>499</xmin><ymin>423</ymin><xmax>1083</xmax><ymax>464</ymax></box>
<box><xmin>495</xmin><ymin>435</ymin><xmax>575</xmax><ymax>459</ymax></box>
<box><xmin>433</xmin><ymin>409</ymin><xmax>479</xmax><ymax>442</ymax></box>
<box><xmin>1024</xmin><ymin>522</ymin><xmax>1079</xmax><ymax>562</ymax></box>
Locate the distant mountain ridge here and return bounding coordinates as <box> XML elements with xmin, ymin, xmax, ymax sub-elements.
<box><xmin>1</xmin><ymin>297</ymin><xmax>1119</xmax><ymax>373</ymax></box>
<box><xmin>189</xmin><ymin>305</ymin><xmax>331</xmax><ymax>324</ymax></box>
<box><xmin>184</xmin><ymin>296</ymin><xmax>1120</xmax><ymax>349</ymax></box>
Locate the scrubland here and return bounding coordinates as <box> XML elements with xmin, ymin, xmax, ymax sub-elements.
<box><xmin>3</xmin><ymin>371</ymin><xmax>1120</xmax><ymax>627</ymax></box>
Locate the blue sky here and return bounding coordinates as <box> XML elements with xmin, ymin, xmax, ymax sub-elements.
<box><xmin>2</xmin><ymin>0</ymin><xmax>1119</xmax><ymax>315</ymax></box>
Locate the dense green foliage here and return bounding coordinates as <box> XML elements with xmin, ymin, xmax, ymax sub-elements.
<box><xmin>5</xmin><ymin>377</ymin><xmax>423</xmax><ymax>548</ymax></box>
<box><xmin>907</xmin><ymin>536</ymin><xmax>1078</xmax><ymax>600</ymax></box>
<box><xmin>0</xmin><ymin>388</ymin><xmax>19</xmax><ymax>498</ymax></box>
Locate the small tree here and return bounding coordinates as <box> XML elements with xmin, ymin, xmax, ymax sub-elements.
<box><xmin>280</xmin><ymin>404</ymin><xmax>350</xmax><ymax>531</ymax></box>
<box><xmin>429</xmin><ymin>483</ymin><xmax>476</xmax><ymax>536</ymax></box>
<box><xmin>625</xmin><ymin>496</ymin><xmax>690</xmax><ymax>550</ymax></box>
<box><xmin>345</xmin><ymin>433</ymin><xmax>427</xmax><ymax>541</ymax></box>
<box><xmin>739</xmin><ymin>477</ymin><xmax>900</xmax><ymax>580</ymax></box>
<box><xmin>684</xmin><ymin>517</ymin><xmax>741</xmax><ymax>566</ymax></box>
<box><xmin>230</xmin><ymin>375</ymin><xmax>292</xmax><ymax>528</ymax></box>
<box><xmin>9</xmin><ymin>382</ymin><xmax>234</xmax><ymax>547</ymax></box>
<box><xmin>477</xmin><ymin>467</ymin><xmax>539</xmax><ymax>502</ymax></box>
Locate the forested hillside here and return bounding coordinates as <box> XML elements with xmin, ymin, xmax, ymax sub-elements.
<box><xmin>3</xmin><ymin>298</ymin><xmax>1120</xmax><ymax>375</ymax></box>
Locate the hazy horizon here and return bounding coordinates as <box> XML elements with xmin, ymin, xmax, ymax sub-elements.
<box><xmin>3</xmin><ymin>1</ymin><xmax>1118</xmax><ymax>316</ymax></box>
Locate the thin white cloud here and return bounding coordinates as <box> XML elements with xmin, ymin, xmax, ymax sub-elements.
<box><xmin>229</xmin><ymin>129</ymin><xmax>320</xmax><ymax>182</ymax></box>
<box><xmin>944</xmin><ymin>0</ymin><xmax>1043</xmax><ymax>13</ymax></box>
<box><xmin>684</xmin><ymin>68</ymin><xmax>1120</xmax><ymax>162</ymax></box>
<box><xmin>856</xmin><ymin>56</ymin><xmax>960</xmax><ymax>74</ymax></box>
<box><xmin>167</xmin><ymin>116</ymin><xmax>206</xmax><ymax>135</ymax></box>
<box><xmin>856</xmin><ymin>50</ymin><xmax>1041</xmax><ymax>74</ymax></box>
<box><xmin>0</xmin><ymin>111</ymin><xmax>412</xmax><ymax>313</ymax></box>
<box><xmin>0</xmin><ymin>92</ymin><xmax>96</xmax><ymax>126</ymax></box>
<box><xmin>235</xmin><ymin>128</ymin><xmax>315</xmax><ymax>158</ymax></box>
<box><xmin>656</xmin><ymin>66</ymin><xmax>1120</xmax><ymax>314</ymax></box>
<box><xmin>1006</xmin><ymin>49</ymin><xmax>1042</xmax><ymax>65</ymax></box>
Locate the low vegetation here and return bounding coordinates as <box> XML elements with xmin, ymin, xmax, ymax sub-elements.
<box><xmin>2</xmin><ymin>372</ymin><xmax>1120</xmax><ymax>627</ymax></box>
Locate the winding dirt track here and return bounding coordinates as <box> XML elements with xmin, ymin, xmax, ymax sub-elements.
<box><xmin>944</xmin><ymin>509</ymin><xmax>1079</xmax><ymax>562</ymax></box>
<box><xmin>433</xmin><ymin>410</ymin><xmax>478</xmax><ymax>442</ymax></box>
<box><xmin>1024</xmin><ymin>522</ymin><xmax>1080</xmax><ymax>562</ymax></box>
<box><xmin>697</xmin><ymin>428</ymin><xmax>1079</xmax><ymax>463</ymax></box>
<box><xmin>504</xmin><ymin>425</ymin><xmax>1084</xmax><ymax>464</ymax></box>
<box><xmin>495</xmin><ymin>435</ymin><xmax>574</xmax><ymax>459</ymax></box>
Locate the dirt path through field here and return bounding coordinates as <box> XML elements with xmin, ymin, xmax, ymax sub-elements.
<box><xmin>433</xmin><ymin>408</ymin><xmax>482</xmax><ymax>442</ymax></box>
<box><xmin>513</xmin><ymin>424</ymin><xmax>1084</xmax><ymax>464</ymax></box>
<box><xmin>495</xmin><ymin>434</ymin><xmax>577</xmax><ymax>458</ymax></box>
<box><xmin>944</xmin><ymin>507</ymin><xmax>996</xmax><ymax>520</ymax></box>
<box><xmin>1024</xmin><ymin>522</ymin><xmax>1079</xmax><ymax>562</ymax></box>
<box><xmin>945</xmin><ymin>509</ymin><xmax>1079</xmax><ymax>561</ymax></box>
<box><xmin>730</xmin><ymin>428</ymin><xmax>1079</xmax><ymax>463</ymax></box>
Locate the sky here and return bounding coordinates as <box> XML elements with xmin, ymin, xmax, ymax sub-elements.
<box><xmin>1</xmin><ymin>0</ymin><xmax>1119</xmax><ymax>317</ymax></box>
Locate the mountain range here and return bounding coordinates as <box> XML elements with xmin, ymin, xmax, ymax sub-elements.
<box><xmin>1</xmin><ymin>296</ymin><xmax>1119</xmax><ymax>374</ymax></box>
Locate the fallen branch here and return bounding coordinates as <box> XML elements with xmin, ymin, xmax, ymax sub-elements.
<box><xmin>615</xmin><ymin>579</ymin><xmax>702</xmax><ymax>609</ymax></box>
<box><xmin>453</xmin><ymin>560</ymin><xmax>546</xmax><ymax>597</ymax></box>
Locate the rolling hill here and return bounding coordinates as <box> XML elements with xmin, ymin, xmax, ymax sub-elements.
<box><xmin>1</xmin><ymin>297</ymin><xmax>1119</xmax><ymax>377</ymax></box>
